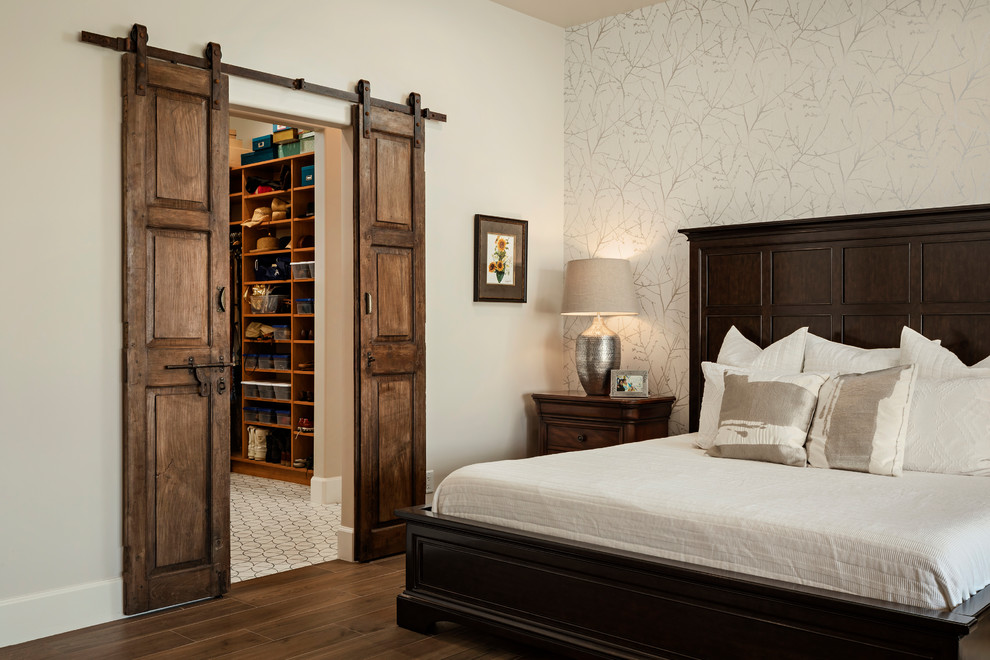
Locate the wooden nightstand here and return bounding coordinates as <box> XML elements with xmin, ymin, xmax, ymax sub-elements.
<box><xmin>532</xmin><ymin>392</ymin><xmax>675</xmax><ymax>455</ymax></box>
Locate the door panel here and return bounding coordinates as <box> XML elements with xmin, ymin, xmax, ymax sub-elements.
<box><xmin>152</xmin><ymin>390</ymin><xmax>210</xmax><ymax>567</ymax></box>
<box><xmin>355</xmin><ymin>102</ymin><xmax>426</xmax><ymax>560</ymax></box>
<box><xmin>376</xmin><ymin>250</ymin><xmax>413</xmax><ymax>338</ymax></box>
<box><xmin>149</xmin><ymin>230</ymin><xmax>210</xmax><ymax>342</ymax></box>
<box><xmin>376</xmin><ymin>377</ymin><xmax>414</xmax><ymax>524</ymax></box>
<box><xmin>122</xmin><ymin>52</ymin><xmax>230</xmax><ymax>614</ymax></box>
<box><xmin>375</xmin><ymin>137</ymin><xmax>412</xmax><ymax>227</ymax></box>
<box><xmin>154</xmin><ymin>93</ymin><xmax>209</xmax><ymax>205</ymax></box>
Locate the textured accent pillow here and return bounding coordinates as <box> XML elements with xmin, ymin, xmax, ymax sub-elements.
<box><xmin>707</xmin><ymin>371</ymin><xmax>827</xmax><ymax>466</ymax></box>
<box><xmin>717</xmin><ymin>326</ymin><xmax>808</xmax><ymax>371</ymax></box>
<box><xmin>807</xmin><ymin>366</ymin><xmax>917</xmax><ymax>476</ymax></box>
<box><xmin>900</xmin><ymin>326</ymin><xmax>990</xmax><ymax>379</ymax></box>
<box><xmin>803</xmin><ymin>333</ymin><xmax>901</xmax><ymax>374</ymax></box>
<box><xmin>903</xmin><ymin>376</ymin><xmax>990</xmax><ymax>476</ymax></box>
<box><xmin>696</xmin><ymin>327</ymin><xmax>810</xmax><ymax>450</ymax></box>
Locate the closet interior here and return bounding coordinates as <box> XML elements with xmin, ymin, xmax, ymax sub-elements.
<box><xmin>229</xmin><ymin>121</ymin><xmax>317</xmax><ymax>485</ymax></box>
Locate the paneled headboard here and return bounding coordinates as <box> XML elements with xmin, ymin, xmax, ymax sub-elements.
<box><xmin>679</xmin><ymin>204</ymin><xmax>990</xmax><ymax>432</ymax></box>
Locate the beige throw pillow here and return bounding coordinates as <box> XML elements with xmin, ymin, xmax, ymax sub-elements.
<box><xmin>696</xmin><ymin>326</ymin><xmax>810</xmax><ymax>450</ymax></box>
<box><xmin>707</xmin><ymin>371</ymin><xmax>827</xmax><ymax>466</ymax></box>
<box><xmin>900</xmin><ymin>326</ymin><xmax>990</xmax><ymax>379</ymax></box>
<box><xmin>807</xmin><ymin>366</ymin><xmax>917</xmax><ymax>476</ymax></box>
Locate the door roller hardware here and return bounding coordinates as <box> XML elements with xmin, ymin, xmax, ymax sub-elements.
<box><xmin>165</xmin><ymin>357</ymin><xmax>235</xmax><ymax>397</ymax></box>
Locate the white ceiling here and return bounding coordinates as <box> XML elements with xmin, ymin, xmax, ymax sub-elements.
<box><xmin>488</xmin><ymin>0</ymin><xmax>664</xmax><ymax>28</ymax></box>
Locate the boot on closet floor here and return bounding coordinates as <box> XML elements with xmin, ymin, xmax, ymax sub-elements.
<box><xmin>247</xmin><ymin>426</ymin><xmax>257</xmax><ymax>460</ymax></box>
<box><xmin>255</xmin><ymin>429</ymin><xmax>268</xmax><ymax>461</ymax></box>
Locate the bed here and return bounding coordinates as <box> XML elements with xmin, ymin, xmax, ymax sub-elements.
<box><xmin>396</xmin><ymin>204</ymin><xmax>990</xmax><ymax>659</ymax></box>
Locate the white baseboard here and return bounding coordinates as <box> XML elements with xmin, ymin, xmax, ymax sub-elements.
<box><xmin>336</xmin><ymin>526</ymin><xmax>355</xmax><ymax>562</ymax></box>
<box><xmin>310</xmin><ymin>476</ymin><xmax>342</xmax><ymax>504</ymax></box>
<box><xmin>0</xmin><ymin>578</ymin><xmax>123</xmax><ymax>648</ymax></box>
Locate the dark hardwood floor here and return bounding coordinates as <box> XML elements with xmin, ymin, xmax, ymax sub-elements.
<box><xmin>3</xmin><ymin>556</ymin><xmax>555</xmax><ymax>659</ymax></box>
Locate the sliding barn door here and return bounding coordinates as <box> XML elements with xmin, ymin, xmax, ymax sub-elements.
<box><xmin>354</xmin><ymin>101</ymin><xmax>427</xmax><ymax>560</ymax></box>
<box><xmin>121</xmin><ymin>50</ymin><xmax>231</xmax><ymax>614</ymax></box>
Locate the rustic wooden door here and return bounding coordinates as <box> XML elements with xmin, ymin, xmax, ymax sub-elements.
<box><xmin>121</xmin><ymin>49</ymin><xmax>231</xmax><ymax>614</ymax></box>
<box><xmin>354</xmin><ymin>100</ymin><xmax>427</xmax><ymax>560</ymax></box>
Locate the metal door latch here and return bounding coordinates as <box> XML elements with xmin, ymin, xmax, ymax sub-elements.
<box><xmin>165</xmin><ymin>357</ymin><xmax>234</xmax><ymax>397</ymax></box>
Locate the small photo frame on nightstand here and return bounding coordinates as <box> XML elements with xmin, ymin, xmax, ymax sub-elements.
<box><xmin>610</xmin><ymin>370</ymin><xmax>648</xmax><ymax>398</ymax></box>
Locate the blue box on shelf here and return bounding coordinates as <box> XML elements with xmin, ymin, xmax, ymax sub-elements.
<box><xmin>301</xmin><ymin>165</ymin><xmax>314</xmax><ymax>186</ymax></box>
<box><xmin>241</xmin><ymin>146</ymin><xmax>277</xmax><ymax>166</ymax></box>
<box><xmin>252</xmin><ymin>134</ymin><xmax>273</xmax><ymax>151</ymax></box>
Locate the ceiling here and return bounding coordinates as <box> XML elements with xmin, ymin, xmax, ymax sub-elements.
<box><xmin>488</xmin><ymin>0</ymin><xmax>664</xmax><ymax>28</ymax></box>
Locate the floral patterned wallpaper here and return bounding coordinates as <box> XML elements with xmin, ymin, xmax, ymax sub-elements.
<box><xmin>564</xmin><ymin>0</ymin><xmax>990</xmax><ymax>432</ymax></box>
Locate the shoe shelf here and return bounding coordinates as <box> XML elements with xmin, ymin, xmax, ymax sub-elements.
<box><xmin>230</xmin><ymin>146</ymin><xmax>317</xmax><ymax>486</ymax></box>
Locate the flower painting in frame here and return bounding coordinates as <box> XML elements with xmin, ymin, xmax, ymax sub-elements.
<box><xmin>473</xmin><ymin>215</ymin><xmax>528</xmax><ymax>303</ymax></box>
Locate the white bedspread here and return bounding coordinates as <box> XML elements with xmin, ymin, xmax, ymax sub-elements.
<box><xmin>434</xmin><ymin>434</ymin><xmax>990</xmax><ymax>610</ymax></box>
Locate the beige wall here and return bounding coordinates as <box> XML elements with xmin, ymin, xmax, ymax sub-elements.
<box><xmin>0</xmin><ymin>0</ymin><xmax>564</xmax><ymax>645</ymax></box>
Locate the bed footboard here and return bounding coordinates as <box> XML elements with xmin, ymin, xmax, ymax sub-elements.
<box><xmin>396</xmin><ymin>506</ymin><xmax>989</xmax><ymax>660</ymax></box>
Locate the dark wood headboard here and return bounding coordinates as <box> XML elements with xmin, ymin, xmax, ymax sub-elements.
<box><xmin>679</xmin><ymin>204</ymin><xmax>990</xmax><ymax>432</ymax></box>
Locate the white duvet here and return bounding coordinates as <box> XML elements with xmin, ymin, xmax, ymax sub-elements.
<box><xmin>434</xmin><ymin>434</ymin><xmax>990</xmax><ymax>611</ymax></box>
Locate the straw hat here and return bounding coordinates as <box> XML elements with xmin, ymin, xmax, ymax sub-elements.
<box><xmin>256</xmin><ymin>235</ymin><xmax>278</xmax><ymax>251</ymax></box>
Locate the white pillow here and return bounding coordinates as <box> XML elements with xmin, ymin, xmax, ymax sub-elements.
<box><xmin>803</xmin><ymin>333</ymin><xmax>901</xmax><ymax>374</ymax></box>
<box><xmin>900</xmin><ymin>326</ymin><xmax>990</xmax><ymax>379</ymax></box>
<box><xmin>903</xmin><ymin>375</ymin><xmax>990</xmax><ymax>476</ymax></box>
<box><xmin>807</xmin><ymin>366</ymin><xmax>917</xmax><ymax>477</ymax></box>
<box><xmin>708</xmin><ymin>370</ymin><xmax>827</xmax><ymax>466</ymax></box>
<box><xmin>717</xmin><ymin>326</ymin><xmax>808</xmax><ymax>372</ymax></box>
<box><xmin>697</xmin><ymin>327</ymin><xmax>809</xmax><ymax>449</ymax></box>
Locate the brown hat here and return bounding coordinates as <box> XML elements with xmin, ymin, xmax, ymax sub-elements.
<box><xmin>255</xmin><ymin>235</ymin><xmax>278</xmax><ymax>251</ymax></box>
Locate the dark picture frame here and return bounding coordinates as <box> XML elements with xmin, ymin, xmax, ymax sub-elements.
<box><xmin>473</xmin><ymin>214</ymin><xmax>528</xmax><ymax>303</ymax></box>
<box><xmin>610</xmin><ymin>369</ymin><xmax>649</xmax><ymax>398</ymax></box>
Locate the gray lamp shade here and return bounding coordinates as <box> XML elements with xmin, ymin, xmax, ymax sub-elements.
<box><xmin>561</xmin><ymin>258</ymin><xmax>638</xmax><ymax>316</ymax></box>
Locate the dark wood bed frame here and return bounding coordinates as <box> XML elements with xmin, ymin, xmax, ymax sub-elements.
<box><xmin>396</xmin><ymin>204</ymin><xmax>990</xmax><ymax>659</ymax></box>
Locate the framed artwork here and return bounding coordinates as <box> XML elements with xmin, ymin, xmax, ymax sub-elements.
<box><xmin>610</xmin><ymin>370</ymin><xmax>648</xmax><ymax>398</ymax></box>
<box><xmin>473</xmin><ymin>214</ymin><xmax>528</xmax><ymax>303</ymax></box>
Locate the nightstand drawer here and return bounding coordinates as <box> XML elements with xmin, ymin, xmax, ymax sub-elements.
<box><xmin>546</xmin><ymin>424</ymin><xmax>620</xmax><ymax>451</ymax></box>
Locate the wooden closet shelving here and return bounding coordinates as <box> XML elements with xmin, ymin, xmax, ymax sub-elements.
<box><xmin>229</xmin><ymin>148</ymin><xmax>316</xmax><ymax>485</ymax></box>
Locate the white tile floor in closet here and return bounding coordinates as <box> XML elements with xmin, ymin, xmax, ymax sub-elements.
<box><xmin>229</xmin><ymin>472</ymin><xmax>341</xmax><ymax>583</ymax></box>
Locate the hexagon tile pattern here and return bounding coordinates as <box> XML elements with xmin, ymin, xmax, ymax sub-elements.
<box><xmin>229</xmin><ymin>473</ymin><xmax>341</xmax><ymax>583</ymax></box>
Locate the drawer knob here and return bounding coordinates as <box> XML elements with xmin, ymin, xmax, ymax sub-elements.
<box><xmin>576</xmin><ymin>434</ymin><xmax>586</xmax><ymax>443</ymax></box>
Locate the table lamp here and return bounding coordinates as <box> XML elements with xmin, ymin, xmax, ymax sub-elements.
<box><xmin>561</xmin><ymin>258</ymin><xmax>638</xmax><ymax>395</ymax></box>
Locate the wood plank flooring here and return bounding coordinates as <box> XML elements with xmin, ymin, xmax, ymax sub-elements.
<box><xmin>3</xmin><ymin>556</ymin><xmax>555</xmax><ymax>659</ymax></box>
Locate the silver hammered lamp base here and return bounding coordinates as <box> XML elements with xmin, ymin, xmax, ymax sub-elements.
<box><xmin>575</xmin><ymin>316</ymin><xmax>621</xmax><ymax>395</ymax></box>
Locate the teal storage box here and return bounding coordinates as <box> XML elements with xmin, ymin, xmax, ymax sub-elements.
<box><xmin>252</xmin><ymin>134</ymin><xmax>273</xmax><ymax>151</ymax></box>
<box><xmin>241</xmin><ymin>146</ymin><xmax>276</xmax><ymax>166</ymax></box>
<box><xmin>301</xmin><ymin>165</ymin><xmax>314</xmax><ymax>186</ymax></box>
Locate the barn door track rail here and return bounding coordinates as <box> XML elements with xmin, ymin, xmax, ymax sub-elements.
<box><xmin>81</xmin><ymin>23</ymin><xmax>446</xmax><ymax>137</ymax></box>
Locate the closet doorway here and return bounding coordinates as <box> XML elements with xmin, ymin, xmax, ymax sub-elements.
<box><xmin>227</xmin><ymin>109</ymin><xmax>353</xmax><ymax>582</ymax></box>
<box><xmin>117</xmin><ymin>36</ymin><xmax>430</xmax><ymax>614</ymax></box>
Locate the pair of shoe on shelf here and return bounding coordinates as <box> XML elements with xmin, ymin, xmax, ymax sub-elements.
<box><xmin>297</xmin><ymin>418</ymin><xmax>314</xmax><ymax>433</ymax></box>
<box><xmin>247</xmin><ymin>426</ymin><xmax>268</xmax><ymax>460</ymax></box>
